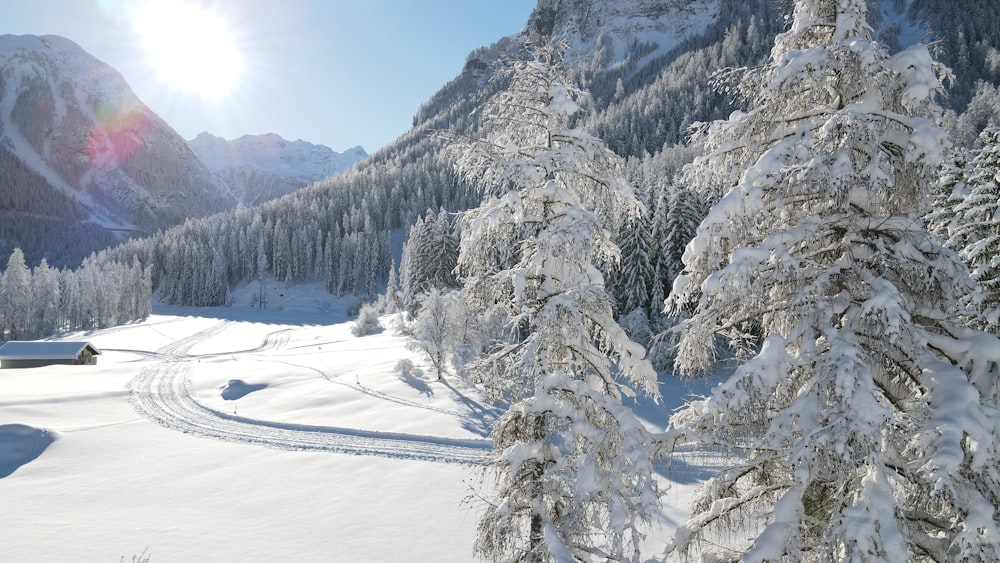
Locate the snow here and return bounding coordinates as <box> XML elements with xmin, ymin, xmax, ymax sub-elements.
<box><xmin>560</xmin><ymin>0</ymin><xmax>721</xmax><ymax>69</ymax></box>
<box><xmin>878</xmin><ymin>0</ymin><xmax>926</xmax><ymax>49</ymax></box>
<box><xmin>0</xmin><ymin>283</ymin><xmax>720</xmax><ymax>561</ymax></box>
<box><xmin>220</xmin><ymin>379</ymin><xmax>267</xmax><ymax>401</ymax></box>
<box><xmin>0</xmin><ymin>423</ymin><xmax>55</xmax><ymax>478</ymax></box>
<box><xmin>188</xmin><ymin>132</ymin><xmax>367</xmax><ymax>179</ymax></box>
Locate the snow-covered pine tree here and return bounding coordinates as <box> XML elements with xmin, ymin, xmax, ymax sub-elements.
<box><xmin>427</xmin><ymin>208</ymin><xmax>459</xmax><ymax>289</ymax></box>
<box><xmin>399</xmin><ymin>215</ymin><xmax>428</xmax><ymax>312</ymax></box>
<box><xmin>663</xmin><ymin>1</ymin><xmax>1000</xmax><ymax>560</ymax></box>
<box><xmin>660</xmin><ymin>185</ymin><xmax>706</xmax><ymax>289</ymax></box>
<box><xmin>646</xmin><ymin>187</ymin><xmax>672</xmax><ymax>322</ymax></box>
<box><xmin>609</xmin><ymin>210</ymin><xmax>654</xmax><ymax>317</ymax></box>
<box><xmin>643</xmin><ymin>182</ymin><xmax>708</xmax><ymax>371</ymax></box>
<box><xmin>0</xmin><ymin>248</ymin><xmax>32</xmax><ymax>341</ymax></box>
<box><xmin>400</xmin><ymin>209</ymin><xmax>459</xmax><ymax>314</ymax></box>
<box><xmin>453</xmin><ymin>40</ymin><xmax>661</xmax><ymax>562</ymax></box>
<box><xmin>925</xmin><ymin>146</ymin><xmax>968</xmax><ymax>244</ymax></box>
<box><xmin>948</xmin><ymin>126</ymin><xmax>1000</xmax><ymax>329</ymax></box>
<box><xmin>31</xmin><ymin>258</ymin><xmax>60</xmax><ymax>337</ymax></box>
<box><xmin>382</xmin><ymin>258</ymin><xmax>402</xmax><ymax>313</ymax></box>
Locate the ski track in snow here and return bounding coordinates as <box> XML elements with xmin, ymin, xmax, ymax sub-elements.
<box><xmin>128</xmin><ymin>321</ymin><xmax>491</xmax><ymax>464</ymax></box>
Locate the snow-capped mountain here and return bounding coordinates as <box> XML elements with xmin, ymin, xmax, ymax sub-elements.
<box><xmin>0</xmin><ymin>34</ymin><xmax>236</xmax><ymax>266</ymax></box>
<box><xmin>529</xmin><ymin>0</ymin><xmax>721</xmax><ymax>66</ymax></box>
<box><xmin>187</xmin><ymin>132</ymin><xmax>367</xmax><ymax>206</ymax></box>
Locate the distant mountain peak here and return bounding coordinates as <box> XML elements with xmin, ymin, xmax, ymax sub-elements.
<box><xmin>187</xmin><ymin>132</ymin><xmax>367</xmax><ymax>206</ymax></box>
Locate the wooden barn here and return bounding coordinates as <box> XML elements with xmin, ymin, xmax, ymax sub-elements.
<box><xmin>0</xmin><ymin>341</ymin><xmax>101</xmax><ymax>369</ymax></box>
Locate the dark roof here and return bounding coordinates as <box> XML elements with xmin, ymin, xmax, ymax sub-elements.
<box><xmin>0</xmin><ymin>341</ymin><xmax>101</xmax><ymax>361</ymax></box>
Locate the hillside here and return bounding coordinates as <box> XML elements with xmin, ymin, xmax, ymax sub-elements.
<box><xmin>94</xmin><ymin>0</ymin><xmax>1000</xmax><ymax>311</ymax></box>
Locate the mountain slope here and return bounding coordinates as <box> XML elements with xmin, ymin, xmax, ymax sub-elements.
<box><xmin>187</xmin><ymin>132</ymin><xmax>367</xmax><ymax>206</ymax></box>
<box><xmin>99</xmin><ymin>0</ymin><xmax>1000</xmax><ymax>307</ymax></box>
<box><xmin>0</xmin><ymin>34</ymin><xmax>236</xmax><ymax>267</ymax></box>
<box><xmin>530</xmin><ymin>0</ymin><xmax>721</xmax><ymax>63</ymax></box>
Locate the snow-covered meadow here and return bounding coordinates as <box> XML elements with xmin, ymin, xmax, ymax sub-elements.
<box><xmin>0</xmin><ymin>284</ymin><xmax>720</xmax><ymax>561</ymax></box>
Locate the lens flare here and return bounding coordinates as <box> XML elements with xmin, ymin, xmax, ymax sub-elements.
<box><xmin>86</xmin><ymin>98</ymin><xmax>150</xmax><ymax>168</ymax></box>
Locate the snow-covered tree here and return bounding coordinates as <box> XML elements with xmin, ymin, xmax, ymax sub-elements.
<box><xmin>31</xmin><ymin>258</ymin><xmax>61</xmax><ymax>337</ymax></box>
<box><xmin>925</xmin><ymin>146</ymin><xmax>968</xmax><ymax>243</ymax></box>
<box><xmin>407</xmin><ymin>287</ymin><xmax>457</xmax><ymax>379</ymax></box>
<box><xmin>453</xmin><ymin>41</ymin><xmax>661</xmax><ymax>562</ymax></box>
<box><xmin>663</xmin><ymin>1</ymin><xmax>1000</xmax><ymax>560</ymax></box>
<box><xmin>0</xmin><ymin>248</ymin><xmax>32</xmax><ymax>340</ymax></box>
<box><xmin>659</xmin><ymin>185</ymin><xmax>706</xmax><ymax>290</ymax></box>
<box><xmin>351</xmin><ymin>302</ymin><xmax>382</xmax><ymax>337</ymax></box>
<box><xmin>400</xmin><ymin>209</ymin><xmax>459</xmax><ymax>314</ymax></box>
<box><xmin>382</xmin><ymin>258</ymin><xmax>402</xmax><ymax>313</ymax></box>
<box><xmin>948</xmin><ymin>126</ymin><xmax>1000</xmax><ymax>329</ymax></box>
<box><xmin>609</xmin><ymin>209</ymin><xmax>655</xmax><ymax>317</ymax></box>
<box><xmin>399</xmin><ymin>215</ymin><xmax>429</xmax><ymax>313</ymax></box>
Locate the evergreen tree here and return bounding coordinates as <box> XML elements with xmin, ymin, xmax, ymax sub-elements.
<box><xmin>31</xmin><ymin>258</ymin><xmax>61</xmax><ymax>337</ymax></box>
<box><xmin>428</xmin><ymin>208</ymin><xmax>459</xmax><ymax>289</ymax></box>
<box><xmin>950</xmin><ymin>126</ymin><xmax>1000</xmax><ymax>329</ymax></box>
<box><xmin>664</xmin><ymin>1</ymin><xmax>1000</xmax><ymax>560</ymax></box>
<box><xmin>660</xmin><ymin>185</ymin><xmax>706</xmax><ymax>288</ymax></box>
<box><xmin>0</xmin><ymin>248</ymin><xmax>32</xmax><ymax>340</ymax></box>
<box><xmin>400</xmin><ymin>215</ymin><xmax>428</xmax><ymax>312</ymax></box>
<box><xmin>925</xmin><ymin>146</ymin><xmax>969</xmax><ymax>243</ymax></box>
<box><xmin>383</xmin><ymin>258</ymin><xmax>402</xmax><ymax>313</ymax></box>
<box><xmin>610</xmin><ymin>209</ymin><xmax>655</xmax><ymax>316</ymax></box>
<box><xmin>400</xmin><ymin>209</ymin><xmax>459</xmax><ymax>313</ymax></box>
<box><xmin>454</xmin><ymin>41</ymin><xmax>660</xmax><ymax>562</ymax></box>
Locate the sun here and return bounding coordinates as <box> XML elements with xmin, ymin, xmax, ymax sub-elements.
<box><xmin>133</xmin><ymin>0</ymin><xmax>244</xmax><ymax>100</ymax></box>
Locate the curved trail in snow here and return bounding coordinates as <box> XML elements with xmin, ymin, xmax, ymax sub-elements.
<box><xmin>128</xmin><ymin>321</ymin><xmax>491</xmax><ymax>465</ymax></box>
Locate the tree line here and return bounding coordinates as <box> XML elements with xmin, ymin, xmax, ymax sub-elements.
<box><xmin>0</xmin><ymin>248</ymin><xmax>150</xmax><ymax>341</ymax></box>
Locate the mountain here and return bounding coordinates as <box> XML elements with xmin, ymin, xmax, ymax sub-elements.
<box><xmin>0</xmin><ymin>34</ymin><xmax>237</xmax><ymax>267</ymax></box>
<box><xmin>98</xmin><ymin>0</ymin><xmax>1000</xmax><ymax>307</ymax></box>
<box><xmin>187</xmin><ymin>132</ymin><xmax>367</xmax><ymax>206</ymax></box>
<box><xmin>530</xmin><ymin>0</ymin><xmax>721</xmax><ymax>63</ymax></box>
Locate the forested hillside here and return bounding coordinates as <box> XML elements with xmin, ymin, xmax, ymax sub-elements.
<box><xmin>94</xmin><ymin>0</ymin><xmax>778</xmax><ymax>306</ymax></box>
<box><xmin>8</xmin><ymin>0</ymin><xmax>997</xmax><ymax>326</ymax></box>
<box><xmin>80</xmin><ymin>0</ymin><xmax>1000</xmax><ymax>323</ymax></box>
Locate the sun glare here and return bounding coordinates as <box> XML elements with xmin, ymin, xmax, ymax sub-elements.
<box><xmin>133</xmin><ymin>1</ymin><xmax>244</xmax><ymax>100</ymax></box>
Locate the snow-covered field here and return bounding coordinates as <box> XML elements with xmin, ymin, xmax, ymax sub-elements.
<box><xmin>0</xmin><ymin>285</ymin><xmax>721</xmax><ymax>561</ymax></box>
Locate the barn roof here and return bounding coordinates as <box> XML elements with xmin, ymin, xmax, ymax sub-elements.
<box><xmin>0</xmin><ymin>341</ymin><xmax>101</xmax><ymax>361</ymax></box>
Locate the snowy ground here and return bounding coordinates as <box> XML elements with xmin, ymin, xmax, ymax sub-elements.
<box><xmin>0</xmin><ymin>283</ymin><xmax>724</xmax><ymax>561</ymax></box>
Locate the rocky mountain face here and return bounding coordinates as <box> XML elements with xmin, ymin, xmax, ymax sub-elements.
<box><xmin>0</xmin><ymin>34</ymin><xmax>237</xmax><ymax>267</ymax></box>
<box><xmin>528</xmin><ymin>0</ymin><xmax>721</xmax><ymax>64</ymax></box>
<box><xmin>187</xmin><ymin>132</ymin><xmax>367</xmax><ymax>206</ymax></box>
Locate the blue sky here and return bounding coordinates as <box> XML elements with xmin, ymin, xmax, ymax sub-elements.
<box><xmin>0</xmin><ymin>0</ymin><xmax>537</xmax><ymax>153</ymax></box>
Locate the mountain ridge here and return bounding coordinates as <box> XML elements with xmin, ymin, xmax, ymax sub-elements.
<box><xmin>187</xmin><ymin>132</ymin><xmax>367</xmax><ymax>206</ymax></box>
